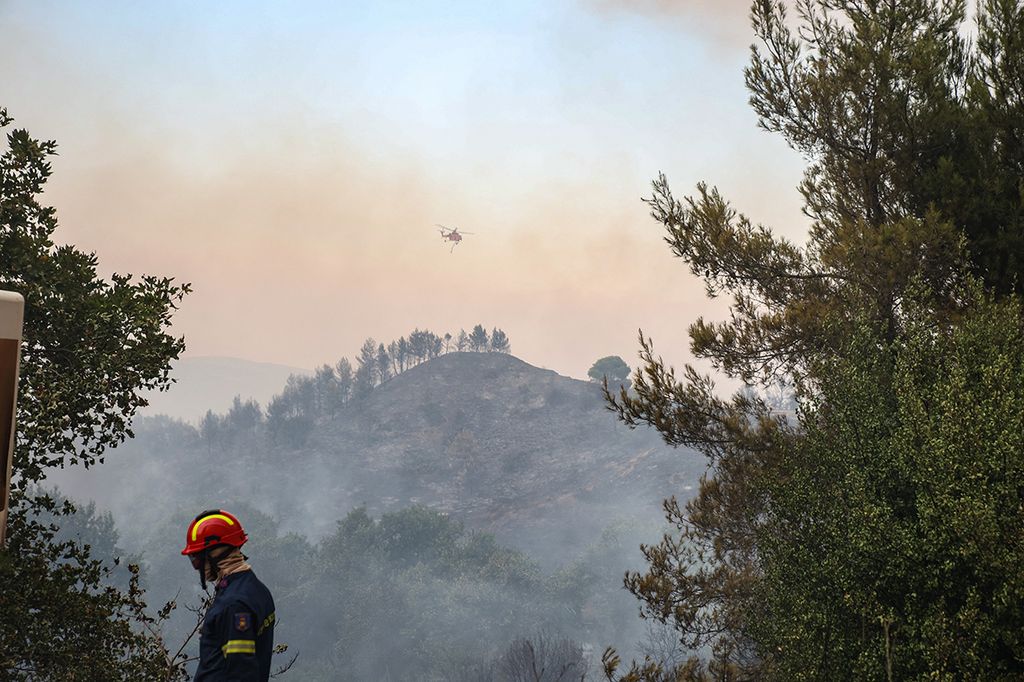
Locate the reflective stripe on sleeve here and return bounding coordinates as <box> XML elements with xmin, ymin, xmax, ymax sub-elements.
<box><xmin>222</xmin><ymin>639</ymin><xmax>256</xmax><ymax>656</ymax></box>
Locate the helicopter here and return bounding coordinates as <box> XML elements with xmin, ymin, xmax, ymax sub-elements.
<box><xmin>437</xmin><ymin>224</ymin><xmax>474</xmax><ymax>253</ymax></box>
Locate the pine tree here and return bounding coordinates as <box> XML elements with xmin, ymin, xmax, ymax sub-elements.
<box><xmin>489</xmin><ymin>328</ymin><xmax>510</xmax><ymax>353</ymax></box>
<box><xmin>376</xmin><ymin>343</ymin><xmax>392</xmax><ymax>384</ymax></box>
<box><xmin>334</xmin><ymin>357</ymin><xmax>353</xmax><ymax>409</ymax></box>
<box><xmin>604</xmin><ymin>2</ymin><xmax>1024</xmax><ymax>678</ymax></box>
<box><xmin>353</xmin><ymin>338</ymin><xmax>377</xmax><ymax>400</ymax></box>
<box><xmin>469</xmin><ymin>324</ymin><xmax>489</xmax><ymax>352</ymax></box>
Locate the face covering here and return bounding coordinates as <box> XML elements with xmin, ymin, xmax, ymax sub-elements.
<box><xmin>191</xmin><ymin>546</ymin><xmax>250</xmax><ymax>589</ymax></box>
<box><xmin>213</xmin><ymin>547</ymin><xmax>251</xmax><ymax>580</ymax></box>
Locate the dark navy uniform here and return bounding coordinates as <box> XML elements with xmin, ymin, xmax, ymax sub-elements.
<box><xmin>195</xmin><ymin>570</ymin><xmax>276</xmax><ymax>681</ymax></box>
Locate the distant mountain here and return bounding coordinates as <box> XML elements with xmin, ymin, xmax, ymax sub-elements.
<box><xmin>140</xmin><ymin>356</ymin><xmax>310</xmax><ymax>423</ymax></box>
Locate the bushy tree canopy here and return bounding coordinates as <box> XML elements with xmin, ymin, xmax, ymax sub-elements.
<box><xmin>588</xmin><ymin>356</ymin><xmax>630</xmax><ymax>387</ymax></box>
<box><xmin>0</xmin><ymin>108</ymin><xmax>190</xmax><ymax>679</ymax></box>
<box><xmin>751</xmin><ymin>291</ymin><xmax>1024</xmax><ymax>679</ymax></box>
<box><xmin>604</xmin><ymin>1</ymin><xmax>1024</xmax><ymax>678</ymax></box>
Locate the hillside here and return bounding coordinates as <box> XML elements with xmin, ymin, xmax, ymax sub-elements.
<box><xmin>51</xmin><ymin>352</ymin><xmax>702</xmax><ymax>559</ymax></box>
<box><xmin>307</xmin><ymin>352</ymin><xmax>701</xmax><ymax>553</ymax></box>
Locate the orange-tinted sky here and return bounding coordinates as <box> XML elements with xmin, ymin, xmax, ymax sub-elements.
<box><xmin>1</xmin><ymin>1</ymin><xmax>808</xmax><ymax>380</ymax></box>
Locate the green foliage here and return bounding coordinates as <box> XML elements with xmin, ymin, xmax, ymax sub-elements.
<box><xmin>0</xmin><ymin>108</ymin><xmax>189</xmax><ymax>679</ymax></box>
<box><xmin>0</xmin><ymin>110</ymin><xmax>189</xmax><ymax>485</ymax></box>
<box><xmin>0</xmin><ymin>502</ymin><xmax>188</xmax><ymax>680</ymax></box>
<box><xmin>634</xmin><ymin>0</ymin><xmax>1020</xmax><ymax>388</ymax></box>
<box><xmin>752</xmin><ymin>292</ymin><xmax>1024</xmax><ymax>679</ymax></box>
<box><xmin>959</xmin><ymin>0</ymin><xmax>1024</xmax><ymax>295</ymax></box>
<box><xmin>604</xmin><ymin>1</ymin><xmax>1024</xmax><ymax>678</ymax></box>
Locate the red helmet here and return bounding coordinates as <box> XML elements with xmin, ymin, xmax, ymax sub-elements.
<box><xmin>181</xmin><ymin>509</ymin><xmax>248</xmax><ymax>556</ymax></box>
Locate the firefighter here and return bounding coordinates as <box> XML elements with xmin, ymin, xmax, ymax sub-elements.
<box><xmin>182</xmin><ymin>509</ymin><xmax>276</xmax><ymax>682</ymax></box>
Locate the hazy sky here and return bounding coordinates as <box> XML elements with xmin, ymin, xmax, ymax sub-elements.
<box><xmin>1</xmin><ymin>0</ymin><xmax>808</xmax><ymax>381</ymax></box>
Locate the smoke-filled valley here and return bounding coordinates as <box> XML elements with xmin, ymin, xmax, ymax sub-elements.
<box><xmin>47</xmin><ymin>349</ymin><xmax>705</xmax><ymax>680</ymax></box>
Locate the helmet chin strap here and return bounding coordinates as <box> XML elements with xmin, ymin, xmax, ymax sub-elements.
<box><xmin>198</xmin><ymin>552</ymin><xmax>207</xmax><ymax>591</ymax></box>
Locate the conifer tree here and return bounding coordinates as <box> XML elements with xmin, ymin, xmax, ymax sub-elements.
<box><xmin>353</xmin><ymin>338</ymin><xmax>378</xmax><ymax>400</ymax></box>
<box><xmin>604</xmin><ymin>2</ymin><xmax>1024</xmax><ymax>678</ymax></box>
<box><xmin>490</xmin><ymin>328</ymin><xmax>510</xmax><ymax>353</ymax></box>
<box><xmin>376</xmin><ymin>343</ymin><xmax>392</xmax><ymax>384</ymax></box>
<box><xmin>469</xmin><ymin>324</ymin><xmax>489</xmax><ymax>352</ymax></box>
<box><xmin>333</xmin><ymin>357</ymin><xmax>353</xmax><ymax>408</ymax></box>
